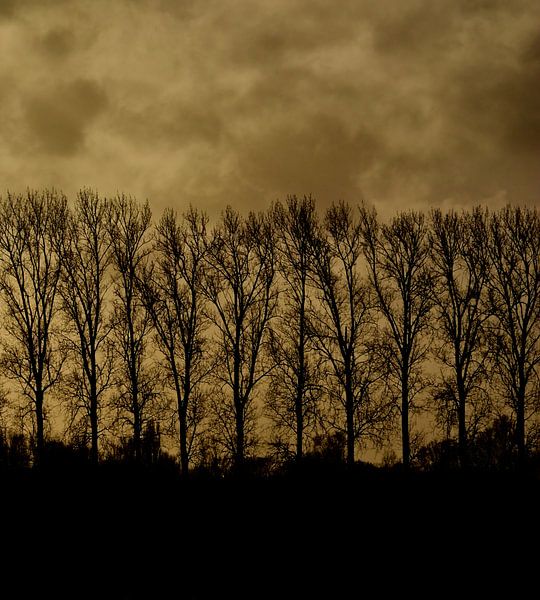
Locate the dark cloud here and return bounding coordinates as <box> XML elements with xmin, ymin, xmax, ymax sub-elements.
<box><xmin>113</xmin><ymin>99</ymin><xmax>224</xmax><ymax>148</ymax></box>
<box><xmin>498</xmin><ymin>70</ymin><xmax>540</xmax><ymax>154</ymax></box>
<box><xmin>38</xmin><ymin>28</ymin><xmax>75</xmax><ymax>59</ymax></box>
<box><xmin>0</xmin><ymin>0</ymin><xmax>15</xmax><ymax>18</ymax></box>
<box><xmin>523</xmin><ymin>30</ymin><xmax>540</xmax><ymax>62</ymax></box>
<box><xmin>0</xmin><ymin>0</ymin><xmax>72</xmax><ymax>19</ymax></box>
<box><xmin>236</xmin><ymin>114</ymin><xmax>380</xmax><ymax>202</ymax></box>
<box><xmin>150</xmin><ymin>0</ymin><xmax>201</xmax><ymax>20</ymax></box>
<box><xmin>372</xmin><ymin>2</ymin><xmax>458</xmax><ymax>56</ymax></box>
<box><xmin>221</xmin><ymin>5</ymin><xmax>362</xmax><ymax>68</ymax></box>
<box><xmin>439</xmin><ymin>26</ymin><xmax>540</xmax><ymax>167</ymax></box>
<box><xmin>24</xmin><ymin>79</ymin><xmax>108</xmax><ymax>156</ymax></box>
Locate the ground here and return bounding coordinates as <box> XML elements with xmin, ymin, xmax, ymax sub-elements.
<box><xmin>1</xmin><ymin>466</ymin><xmax>538</xmax><ymax>598</ymax></box>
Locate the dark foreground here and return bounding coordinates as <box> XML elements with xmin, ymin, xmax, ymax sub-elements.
<box><xmin>1</xmin><ymin>465</ymin><xmax>539</xmax><ymax>599</ymax></box>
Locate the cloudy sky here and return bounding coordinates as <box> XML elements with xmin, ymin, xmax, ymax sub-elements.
<box><xmin>0</xmin><ymin>0</ymin><xmax>539</xmax><ymax>217</ymax></box>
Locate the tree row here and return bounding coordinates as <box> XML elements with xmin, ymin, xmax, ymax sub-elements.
<box><xmin>0</xmin><ymin>189</ymin><xmax>538</xmax><ymax>473</ymax></box>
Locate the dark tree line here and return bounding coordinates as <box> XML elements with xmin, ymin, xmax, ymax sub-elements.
<box><xmin>0</xmin><ymin>189</ymin><xmax>538</xmax><ymax>472</ymax></box>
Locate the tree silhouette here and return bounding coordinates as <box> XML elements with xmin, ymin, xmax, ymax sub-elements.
<box><xmin>137</xmin><ymin>207</ymin><xmax>210</xmax><ymax>475</ymax></box>
<box><xmin>361</xmin><ymin>207</ymin><xmax>433</xmax><ymax>469</ymax></box>
<box><xmin>430</xmin><ymin>208</ymin><xmax>490</xmax><ymax>467</ymax></box>
<box><xmin>487</xmin><ymin>206</ymin><xmax>540</xmax><ymax>465</ymax></box>
<box><xmin>0</xmin><ymin>190</ymin><xmax>68</xmax><ymax>465</ymax></box>
<box><xmin>109</xmin><ymin>195</ymin><xmax>160</xmax><ymax>463</ymax></box>
<box><xmin>266</xmin><ymin>195</ymin><xmax>322</xmax><ymax>462</ymax></box>
<box><xmin>204</xmin><ymin>207</ymin><xmax>277</xmax><ymax>468</ymax></box>
<box><xmin>310</xmin><ymin>202</ymin><xmax>391</xmax><ymax>466</ymax></box>
<box><xmin>57</xmin><ymin>190</ymin><xmax>113</xmax><ymax>464</ymax></box>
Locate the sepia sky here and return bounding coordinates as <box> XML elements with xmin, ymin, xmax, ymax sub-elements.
<box><xmin>1</xmin><ymin>0</ymin><xmax>539</xmax><ymax>218</ymax></box>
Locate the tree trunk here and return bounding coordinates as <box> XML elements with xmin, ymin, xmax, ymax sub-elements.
<box><xmin>345</xmin><ymin>371</ymin><xmax>355</xmax><ymax>467</ymax></box>
<box><xmin>516</xmin><ymin>390</ymin><xmax>526</xmax><ymax>467</ymax></box>
<box><xmin>235</xmin><ymin>405</ymin><xmax>245</xmax><ymax>469</ymax></box>
<box><xmin>179</xmin><ymin>406</ymin><xmax>189</xmax><ymax>477</ymax></box>
<box><xmin>457</xmin><ymin>390</ymin><xmax>467</xmax><ymax>469</ymax></box>
<box><xmin>295</xmin><ymin>344</ymin><xmax>305</xmax><ymax>462</ymax></box>
<box><xmin>295</xmin><ymin>400</ymin><xmax>303</xmax><ymax>462</ymax></box>
<box><xmin>89</xmin><ymin>373</ymin><xmax>99</xmax><ymax>465</ymax></box>
<box><xmin>296</xmin><ymin>284</ymin><xmax>306</xmax><ymax>462</ymax></box>
<box><xmin>401</xmin><ymin>366</ymin><xmax>410</xmax><ymax>469</ymax></box>
<box><xmin>133</xmin><ymin>405</ymin><xmax>142</xmax><ymax>463</ymax></box>
<box><xmin>173</xmin><ymin>364</ymin><xmax>190</xmax><ymax>476</ymax></box>
<box><xmin>233</xmin><ymin>322</ymin><xmax>244</xmax><ymax>470</ymax></box>
<box><xmin>35</xmin><ymin>389</ymin><xmax>45</xmax><ymax>467</ymax></box>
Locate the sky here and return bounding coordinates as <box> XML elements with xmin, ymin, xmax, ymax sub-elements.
<box><xmin>0</xmin><ymin>0</ymin><xmax>539</xmax><ymax>218</ymax></box>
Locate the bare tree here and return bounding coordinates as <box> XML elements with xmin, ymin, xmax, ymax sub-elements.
<box><xmin>109</xmin><ymin>195</ymin><xmax>159</xmax><ymax>463</ymax></box>
<box><xmin>310</xmin><ymin>201</ymin><xmax>390</xmax><ymax>466</ymax></box>
<box><xmin>360</xmin><ymin>207</ymin><xmax>433</xmax><ymax>469</ymax></box>
<box><xmin>0</xmin><ymin>190</ymin><xmax>68</xmax><ymax>464</ymax></box>
<box><xmin>204</xmin><ymin>207</ymin><xmax>277</xmax><ymax>468</ymax></box>
<box><xmin>56</xmin><ymin>190</ymin><xmax>113</xmax><ymax>464</ymax></box>
<box><xmin>430</xmin><ymin>208</ymin><xmax>490</xmax><ymax>466</ymax></box>
<box><xmin>487</xmin><ymin>206</ymin><xmax>540</xmax><ymax>464</ymax></box>
<box><xmin>137</xmin><ymin>207</ymin><xmax>210</xmax><ymax>475</ymax></box>
<box><xmin>266</xmin><ymin>196</ymin><xmax>322</xmax><ymax>462</ymax></box>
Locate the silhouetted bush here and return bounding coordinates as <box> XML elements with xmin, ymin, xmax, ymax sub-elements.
<box><xmin>310</xmin><ymin>431</ymin><xmax>346</xmax><ymax>463</ymax></box>
<box><xmin>414</xmin><ymin>415</ymin><xmax>521</xmax><ymax>472</ymax></box>
<box><xmin>41</xmin><ymin>439</ymin><xmax>91</xmax><ymax>470</ymax></box>
<box><xmin>415</xmin><ymin>439</ymin><xmax>460</xmax><ymax>472</ymax></box>
<box><xmin>470</xmin><ymin>415</ymin><xmax>518</xmax><ymax>470</ymax></box>
<box><xmin>0</xmin><ymin>432</ymin><xmax>31</xmax><ymax>470</ymax></box>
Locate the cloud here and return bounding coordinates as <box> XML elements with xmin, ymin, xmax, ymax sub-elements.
<box><xmin>0</xmin><ymin>0</ymin><xmax>15</xmax><ymax>19</ymax></box>
<box><xmin>233</xmin><ymin>113</ymin><xmax>381</xmax><ymax>205</ymax></box>
<box><xmin>0</xmin><ymin>0</ymin><xmax>538</xmax><ymax>217</ymax></box>
<box><xmin>37</xmin><ymin>28</ymin><xmax>76</xmax><ymax>59</ymax></box>
<box><xmin>23</xmin><ymin>79</ymin><xmax>108</xmax><ymax>156</ymax></box>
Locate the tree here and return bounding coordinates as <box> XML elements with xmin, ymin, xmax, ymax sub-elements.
<box><xmin>204</xmin><ymin>207</ymin><xmax>277</xmax><ymax>468</ymax></box>
<box><xmin>360</xmin><ymin>207</ymin><xmax>433</xmax><ymax>469</ymax></box>
<box><xmin>487</xmin><ymin>205</ymin><xmax>540</xmax><ymax>465</ymax></box>
<box><xmin>0</xmin><ymin>190</ymin><xmax>68</xmax><ymax>465</ymax></box>
<box><xmin>57</xmin><ymin>190</ymin><xmax>113</xmax><ymax>464</ymax></box>
<box><xmin>109</xmin><ymin>195</ymin><xmax>159</xmax><ymax>463</ymax></box>
<box><xmin>137</xmin><ymin>207</ymin><xmax>210</xmax><ymax>475</ymax></box>
<box><xmin>310</xmin><ymin>201</ymin><xmax>390</xmax><ymax>466</ymax></box>
<box><xmin>430</xmin><ymin>208</ymin><xmax>490</xmax><ymax>467</ymax></box>
<box><xmin>267</xmin><ymin>196</ymin><xmax>322</xmax><ymax>462</ymax></box>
